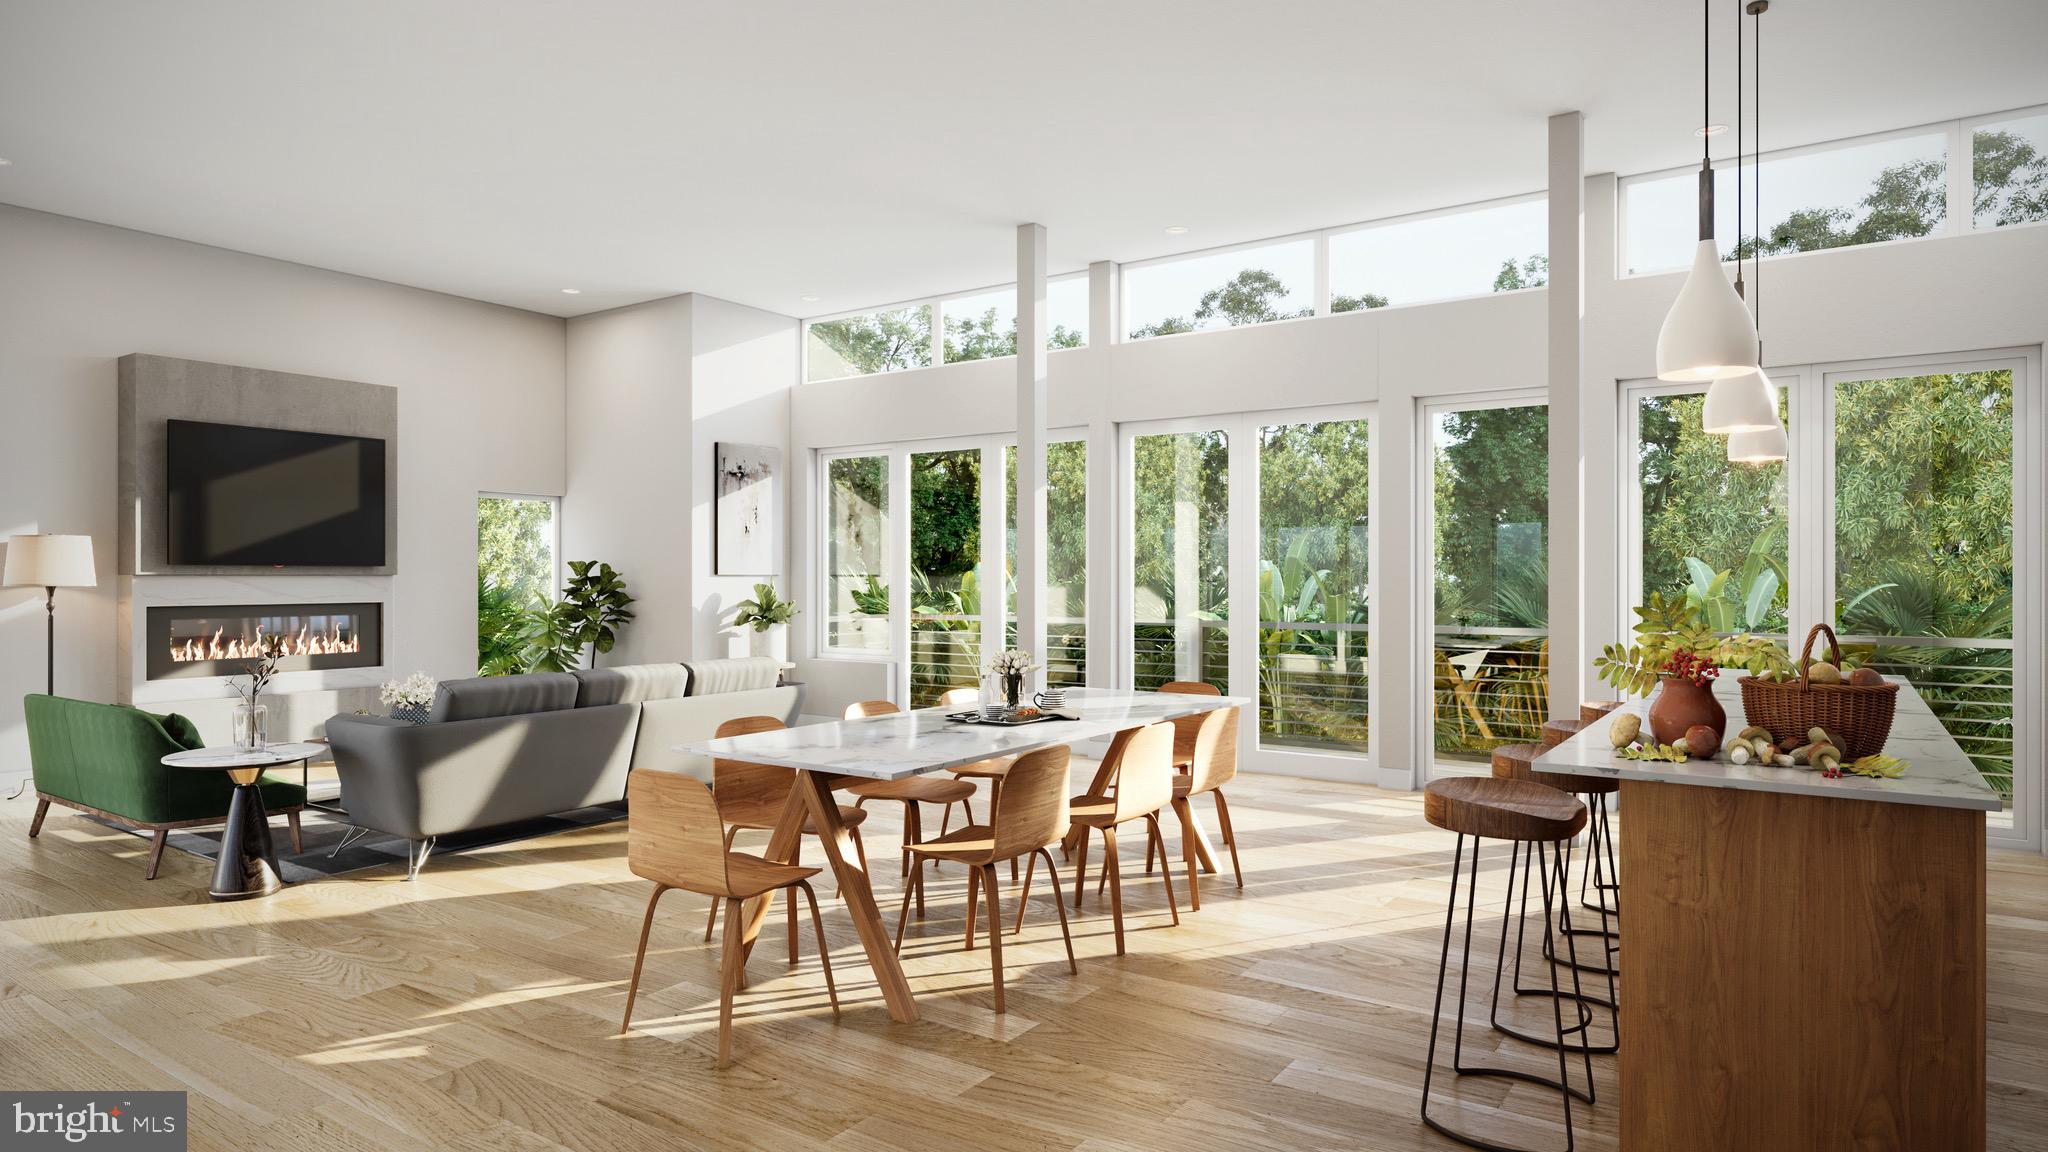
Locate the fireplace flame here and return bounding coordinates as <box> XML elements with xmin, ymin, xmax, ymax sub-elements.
<box><xmin>168</xmin><ymin>623</ymin><xmax>360</xmax><ymax>664</ymax></box>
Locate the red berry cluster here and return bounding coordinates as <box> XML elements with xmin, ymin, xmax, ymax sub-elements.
<box><xmin>1661</xmin><ymin>648</ymin><xmax>1720</xmax><ymax>687</ymax></box>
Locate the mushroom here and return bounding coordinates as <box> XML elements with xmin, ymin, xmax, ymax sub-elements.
<box><xmin>1723</xmin><ymin>735</ymin><xmax>1752</xmax><ymax>765</ymax></box>
<box><xmin>1608</xmin><ymin>712</ymin><xmax>1642</xmax><ymax>749</ymax></box>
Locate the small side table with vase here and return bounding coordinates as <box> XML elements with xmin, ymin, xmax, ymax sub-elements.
<box><xmin>160</xmin><ymin>742</ymin><xmax>325</xmax><ymax>901</ymax></box>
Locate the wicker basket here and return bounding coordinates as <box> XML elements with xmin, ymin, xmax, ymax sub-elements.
<box><xmin>1737</xmin><ymin>623</ymin><xmax>1898</xmax><ymax>759</ymax></box>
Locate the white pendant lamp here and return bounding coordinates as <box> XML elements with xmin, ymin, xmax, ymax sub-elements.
<box><xmin>1702</xmin><ymin>364</ymin><xmax>1778</xmax><ymax>433</ymax></box>
<box><xmin>1727</xmin><ymin>410</ymin><xmax>1788</xmax><ymax>463</ymax></box>
<box><xmin>1657</xmin><ymin>0</ymin><xmax>1760</xmax><ymax>386</ymax></box>
<box><xmin>1726</xmin><ymin>2</ymin><xmax>1787</xmax><ymax>463</ymax></box>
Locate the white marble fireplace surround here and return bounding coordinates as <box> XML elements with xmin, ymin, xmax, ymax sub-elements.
<box><xmin>118</xmin><ymin>573</ymin><xmax>388</xmax><ymax>744</ymax></box>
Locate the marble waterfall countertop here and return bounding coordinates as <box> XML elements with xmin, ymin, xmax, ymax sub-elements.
<box><xmin>680</xmin><ymin>688</ymin><xmax>1247</xmax><ymax>781</ymax></box>
<box><xmin>1533</xmin><ymin>675</ymin><xmax>2002</xmax><ymax>811</ymax></box>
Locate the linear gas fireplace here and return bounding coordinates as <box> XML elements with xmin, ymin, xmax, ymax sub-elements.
<box><xmin>144</xmin><ymin>602</ymin><xmax>383</xmax><ymax>681</ymax></box>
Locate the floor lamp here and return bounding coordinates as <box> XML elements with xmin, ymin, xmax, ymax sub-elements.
<box><xmin>5</xmin><ymin>534</ymin><xmax>98</xmax><ymax>697</ymax></box>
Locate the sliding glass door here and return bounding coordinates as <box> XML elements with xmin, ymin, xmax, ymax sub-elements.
<box><xmin>1425</xmin><ymin>396</ymin><xmax>1549</xmax><ymax>775</ymax></box>
<box><xmin>908</xmin><ymin>446</ymin><xmax>984</xmax><ymax>706</ymax></box>
<box><xmin>1006</xmin><ymin>440</ymin><xmax>1090</xmax><ymax>687</ymax></box>
<box><xmin>1123</xmin><ymin>406</ymin><xmax>1375</xmax><ymax>776</ymax></box>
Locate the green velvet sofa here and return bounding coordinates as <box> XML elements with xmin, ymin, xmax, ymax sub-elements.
<box><xmin>23</xmin><ymin>694</ymin><xmax>307</xmax><ymax>879</ymax></box>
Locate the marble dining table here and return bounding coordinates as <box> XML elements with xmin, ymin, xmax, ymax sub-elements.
<box><xmin>678</xmin><ymin>687</ymin><xmax>1246</xmax><ymax>1023</ymax></box>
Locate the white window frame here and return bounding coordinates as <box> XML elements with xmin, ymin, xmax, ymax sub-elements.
<box><xmin>1962</xmin><ymin>102</ymin><xmax>2048</xmax><ymax>234</ymax></box>
<box><xmin>476</xmin><ymin>491</ymin><xmax>563</xmax><ymax>597</ymax></box>
<box><xmin>1613</xmin><ymin>115</ymin><xmax>1966</xmax><ymax>278</ymax></box>
<box><xmin>1617</xmin><ymin>348</ymin><xmax>2042</xmax><ymax>850</ymax></box>
<box><xmin>801</xmin><ymin>273</ymin><xmax>1090</xmax><ymax>384</ymax></box>
<box><xmin>1120</xmin><ymin>405</ymin><xmax>1381</xmax><ymax>782</ymax></box>
<box><xmin>815</xmin><ymin>445</ymin><xmax>898</xmax><ymax>664</ymax></box>
<box><xmin>1323</xmin><ymin>190</ymin><xmax>1550</xmax><ymax>312</ymax></box>
<box><xmin>1417</xmin><ymin>388</ymin><xmax>1551</xmax><ymax>781</ymax></box>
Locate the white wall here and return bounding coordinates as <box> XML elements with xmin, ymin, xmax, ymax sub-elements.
<box><xmin>564</xmin><ymin>293</ymin><xmax>800</xmax><ymax>668</ymax></box>
<box><xmin>787</xmin><ymin>187</ymin><xmax>2048</xmax><ymax>800</ymax></box>
<box><xmin>563</xmin><ymin>295</ymin><xmax>695</xmax><ymax>666</ymax></box>
<box><xmin>0</xmin><ymin>204</ymin><xmax>566</xmax><ymax>784</ymax></box>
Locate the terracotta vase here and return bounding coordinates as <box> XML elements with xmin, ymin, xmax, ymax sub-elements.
<box><xmin>1648</xmin><ymin>675</ymin><xmax>1725</xmax><ymax>746</ymax></box>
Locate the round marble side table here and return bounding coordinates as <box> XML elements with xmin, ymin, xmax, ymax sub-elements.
<box><xmin>160</xmin><ymin>742</ymin><xmax>324</xmax><ymax>901</ymax></box>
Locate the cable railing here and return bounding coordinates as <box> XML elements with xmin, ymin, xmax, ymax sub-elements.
<box><xmin>1838</xmin><ymin>635</ymin><xmax>2014</xmax><ymax>807</ymax></box>
<box><xmin>1433</xmin><ymin>626</ymin><xmax>1550</xmax><ymax>767</ymax></box>
<box><xmin>1258</xmin><ymin>621</ymin><xmax>1369</xmax><ymax>755</ymax></box>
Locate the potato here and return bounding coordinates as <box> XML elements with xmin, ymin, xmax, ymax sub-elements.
<box><xmin>1683</xmin><ymin>725</ymin><xmax>1721</xmax><ymax>758</ymax></box>
<box><xmin>1607</xmin><ymin>712</ymin><xmax>1642</xmax><ymax>748</ymax></box>
<box><xmin>1807</xmin><ymin>661</ymin><xmax>1842</xmax><ymax>684</ymax></box>
<box><xmin>1849</xmin><ymin>666</ymin><xmax>1885</xmax><ymax>687</ymax></box>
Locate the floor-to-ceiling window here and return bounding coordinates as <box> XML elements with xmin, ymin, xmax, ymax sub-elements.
<box><xmin>1006</xmin><ymin>439</ymin><xmax>1089</xmax><ymax>687</ymax></box>
<box><xmin>1426</xmin><ymin>397</ymin><xmax>1549</xmax><ymax>773</ymax></box>
<box><xmin>1257</xmin><ymin>416</ymin><xmax>1371</xmax><ymax>755</ymax></box>
<box><xmin>1826</xmin><ymin>362</ymin><xmax>2018</xmax><ymax>813</ymax></box>
<box><xmin>823</xmin><ymin>453</ymin><xmax>890</xmax><ymax>654</ymax></box>
<box><xmin>475</xmin><ymin>493</ymin><xmax>558</xmax><ymax>675</ymax></box>
<box><xmin>908</xmin><ymin>446</ymin><xmax>984</xmax><ymax>706</ymax></box>
<box><xmin>1128</xmin><ymin>426</ymin><xmax>1230</xmax><ymax>691</ymax></box>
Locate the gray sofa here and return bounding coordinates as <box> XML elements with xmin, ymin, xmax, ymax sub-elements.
<box><xmin>326</xmin><ymin>659</ymin><xmax>798</xmax><ymax>877</ymax></box>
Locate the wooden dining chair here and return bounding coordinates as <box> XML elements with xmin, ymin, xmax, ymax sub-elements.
<box><xmin>836</xmin><ymin>700</ymin><xmax>976</xmax><ymax>917</ymax></box>
<box><xmin>1154</xmin><ymin>703</ymin><xmax>1243</xmax><ymax>910</ymax></box>
<box><xmin>1067</xmin><ymin>722</ymin><xmax>1181</xmax><ymax>955</ymax></box>
<box><xmin>893</xmin><ymin>744</ymin><xmax>1077</xmax><ymax>1013</ymax></box>
<box><xmin>937</xmin><ymin>685</ymin><xmax>1017</xmax><ymax>873</ymax></box>
<box><xmin>620</xmin><ymin>769</ymin><xmax>839</xmax><ymax>1067</ymax></box>
<box><xmin>702</xmin><ymin>716</ymin><xmax>871</xmax><ymax>951</ymax></box>
<box><xmin>1156</xmin><ymin>680</ymin><xmax>1222</xmax><ymax>770</ymax></box>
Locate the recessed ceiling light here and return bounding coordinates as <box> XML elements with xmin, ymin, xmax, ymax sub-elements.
<box><xmin>1164</xmin><ymin>225</ymin><xmax>1189</xmax><ymax>235</ymax></box>
<box><xmin>0</xmin><ymin>158</ymin><xmax>12</xmax><ymax>166</ymax></box>
<box><xmin>560</xmin><ymin>288</ymin><xmax>581</xmax><ymax>295</ymax></box>
<box><xmin>801</xmin><ymin>295</ymin><xmax>820</xmax><ymax>303</ymax></box>
<box><xmin>1696</xmin><ymin>124</ymin><xmax>1728</xmax><ymax>138</ymax></box>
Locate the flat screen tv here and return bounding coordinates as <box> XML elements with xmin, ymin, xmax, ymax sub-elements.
<box><xmin>165</xmin><ymin>420</ymin><xmax>387</xmax><ymax>566</ymax></box>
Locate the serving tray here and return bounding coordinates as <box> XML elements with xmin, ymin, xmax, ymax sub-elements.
<box><xmin>944</xmin><ymin>710</ymin><xmax>1075</xmax><ymax>727</ymax></box>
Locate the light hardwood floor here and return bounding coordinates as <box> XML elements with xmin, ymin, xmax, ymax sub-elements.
<box><xmin>2</xmin><ymin>768</ymin><xmax>2043</xmax><ymax>1151</ymax></box>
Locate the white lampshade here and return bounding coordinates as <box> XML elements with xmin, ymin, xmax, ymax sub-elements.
<box><xmin>1656</xmin><ymin>239</ymin><xmax>1761</xmax><ymax>382</ymax></box>
<box><xmin>3</xmin><ymin>534</ymin><xmax>97</xmax><ymax>588</ymax></box>
<box><xmin>1701</xmin><ymin>366</ymin><xmax>1780</xmax><ymax>434</ymax></box>
<box><xmin>1727</xmin><ymin>414</ymin><xmax>1789</xmax><ymax>464</ymax></box>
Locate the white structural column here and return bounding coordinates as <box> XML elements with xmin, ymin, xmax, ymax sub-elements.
<box><xmin>1546</xmin><ymin>110</ymin><xmax>1586</xmax><ymax>720</ymax></box>
<box><xmin>1015</xmin><ymin>223</ymin><xmax>1050</xmax><ymax>681</ymax></box>
<box><xmin>1084</xmin><ymin>260</ymin><xmax>1118</xmax><ymax>689</ymax></box>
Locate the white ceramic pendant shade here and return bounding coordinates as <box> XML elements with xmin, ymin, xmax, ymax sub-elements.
<box><xmin>1727</xmin><ymin>413</ymin><xmax>1789</xmax><ymax>463</ymax></box>
<box><xmin>1656</xmin><ymin>239</ymin><xmax>1761</xmax><ymax>383</ymax></box>
<box><xmin>1701</xmin><ymin>365</ymin><xmax>1779</xmax><ymax>434</ymax></box>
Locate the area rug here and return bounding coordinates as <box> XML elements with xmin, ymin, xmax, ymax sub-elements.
<box><xmin>90</xmin><ymin>801</ymin><xmax>627</xmax><ymax>883</ymax></box>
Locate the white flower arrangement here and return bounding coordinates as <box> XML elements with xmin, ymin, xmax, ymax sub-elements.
<box><xmin>985</xmin><ymin>649</ymin><xmax>1040</xmax><ymax>677</ymax></box>
<box><xmin>380</xmin><ymin>672</ymin><xmax>438</xmax><ymax>710</ymax></box>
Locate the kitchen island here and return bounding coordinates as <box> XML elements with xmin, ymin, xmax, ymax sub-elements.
<box><xmin>1534</xmin><ymin>677</ymin><xmax>2001</xmax><ymax>1152</ymax></box>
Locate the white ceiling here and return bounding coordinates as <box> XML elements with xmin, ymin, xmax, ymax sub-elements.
<box><xmin>3</xmin><ymin>1</ymin><xmax>2044</xmax><ymax>320</ymax></box>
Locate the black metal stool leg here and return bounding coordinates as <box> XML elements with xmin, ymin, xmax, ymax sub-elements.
<box><xmin>1499</xmin><ymin>828</ymin><xmax>1612</xmax><ymax>1058</ymax></box>
<box><xmin>1424</xmin><ymin>834</ymin><xmax>1589</xmax><ymax>1152</ymax></box>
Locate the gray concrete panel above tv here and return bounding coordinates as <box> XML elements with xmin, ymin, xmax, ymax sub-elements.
<box><xmin>117</xmin><ymin>354</ymin><xmax>398</xmax><ymax>576</ymax></box>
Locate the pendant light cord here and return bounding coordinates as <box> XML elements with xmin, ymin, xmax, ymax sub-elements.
<box><xmin>1735</xmin><ymin>0</ymin><xmax>1743</xmax><ymax>293</ymax></box>
<box><xmin>1753</xmin><ymin>1</ymin><xmax>1763</xmax><ymax>359</ymax></box>
<box><xmin>1698</xmin><ymin>0</ymin><xmax>1713</xmax><ymax>241</ymax></box>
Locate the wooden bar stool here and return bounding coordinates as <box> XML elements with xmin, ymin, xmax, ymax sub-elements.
<box><xmin>1490</xmin><ymin>744</ymin><xmax>1619</xmax><ymax>1048</ymax></box>
<box><xmin>1578</xmin><ymin>700</ymin><xmax>1621</xmax><ymax>725</ymax></box>
<box><xmin>836</xmin><ymin>700</ymin><xmax>977</xmax><ymax>919</ymax></box>
<box><xmin>703</xmin><ymin>716</ymin><xmax>871</xmax><ymax>955</ymax></box>
<box><xmin>1420</xmin><ymin>777</ymin><xmax>1595</xmax><ymax>1152</ymax></box>
<box><xmin>893</xmin><ymin>745</ymin><xmax>1078</xmax><ymax>1013</ymax></box>
<box><xmin>619</xmin><ymin>770</ymin><xmax>839</xmax><ymax>1067</ymax></box>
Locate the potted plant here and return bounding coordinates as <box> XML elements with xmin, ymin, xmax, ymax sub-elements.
<box><xmin>560</xmin><ymin>560</ymin><xmax>636</xmax><ymax>668</ymax></box>
<box><xmin>732</xmin><ymin>582</ymin><xmax>797</xmax><ymax>659</ymax></box>
<box><xmin>1593</xmin><ymin>592</ymin><xmax>1792</xmax><ymax>745</ymax></box>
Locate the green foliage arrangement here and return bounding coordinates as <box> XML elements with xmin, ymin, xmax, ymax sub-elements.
<box><xmin>732</xmin><ymin>582</ymin><xmax>797</xmax><ymax>633</ymax></box>
<box><xmin>1594</xmin><ymin>592</ymin><xmax>1793</xmax><ymax>698</ymax></box>
<box><xmin>561</xmin><ymin>561</ymin><xmax>635</xmax><ymax>668</ymax></box>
